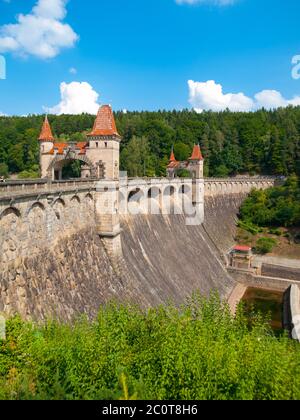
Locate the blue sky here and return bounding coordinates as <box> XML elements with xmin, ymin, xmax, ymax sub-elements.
<box><xmin>0</xmin><ymin>0</ymin><xmax>300</xmax><ymax>115</ymax></box>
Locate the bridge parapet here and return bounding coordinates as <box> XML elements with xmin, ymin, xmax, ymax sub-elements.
<box><xmin>0</xmin><ymin>179</ymin><xmax>97</xmax><ymax>199</ymax></box>
<box><xmin>204</xmin><ymin>177</ymin><xmax>276</xmax><ymax>197</ymax></box>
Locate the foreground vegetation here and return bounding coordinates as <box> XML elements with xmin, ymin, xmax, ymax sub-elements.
<box><xmin>0</xmin><ymin>295</ymin><xmax>300</xmax><ymax>400</ymax></box>
<box><xmin>1</xmin><ymin>106</ymin><xmax>300</xmax><ymax>178</ymax></box>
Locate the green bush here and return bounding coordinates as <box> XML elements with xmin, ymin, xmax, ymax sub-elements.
<box><xmin>268</xmin><ymin>228</ymin><xmax>282</xmax><ymax>236</ymax></box>
<box><xmin>255</xmin><ymin>237</ymin><xmax>277</xmax><ymax>255</ymax></box>
<box><xmin>0</xmin><ymin>163</ymin><xmax>8</xmax><ymax>178</ymax></box>
<box><xmin>0</xmin><ymin>295</ymin><xmax>300</xmax><ymax>401</ymax></box>
<box><xmin>237</xmin><ymin>220</ymin><xmax>261</xmax><ymax>235</ymax></box>
<box><xmin>176</xmin><ymin>169</ymin><xmax>191</xmax><ymax>178</ymax></box>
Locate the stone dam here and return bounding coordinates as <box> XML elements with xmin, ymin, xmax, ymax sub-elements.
<box><xmin>0</xmin><ymin>176</ymin><xmax>287</xmax><ymax>321</ymax></box>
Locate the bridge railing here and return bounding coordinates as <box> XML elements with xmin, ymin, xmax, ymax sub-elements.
<box><xmin>0</xmin><ymin>175</ymin><xmax>281</xmax><ymax>197</ymax></box>
<box><xmin>204</xmin><ymin>176</ymin><xmax>278</xmax><ymax>183</ymax></box>
<box><xmin>0</xmin><ymin>178</ymin><xmax>97</xmax><ymax>197</ymax></box>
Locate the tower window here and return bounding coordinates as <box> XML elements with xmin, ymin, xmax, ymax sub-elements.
<box><xmin>96</xmin><ymin>142</ymin><xmax>99</xmax><ymax>148</ymax></box>
<box><xmin>105</xmin><ymin>142</ymin><xmax>108</xmax><ymax>148</ymax></box>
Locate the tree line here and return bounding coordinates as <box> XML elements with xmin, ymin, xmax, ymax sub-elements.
<box><xmin>1</xmin><ymin>106</ymin><xmax>300</xmax><ymax>178</ymax></box>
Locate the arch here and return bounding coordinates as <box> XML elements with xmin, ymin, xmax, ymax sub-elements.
<box><xmin>26</xmin><ymin>202</ymin><xmax>47</xmax><ymax>251</ymax></box>
<box><xmin>163</xmin><ymin>185</ymin><xmax>176</xmax><ymax>215</ymax></box>
<box><xmin>26</xmin><ymin>202</ymin><xmax>45</xmax><ymax>217</ymax></box>
<box><xmin>128</xmin><ymin>188</ymin><xmax>144</xmax><ymax>203</ymax></box>
<box><xmin>148</xmin><ymin>187</ymin><xmax>162</xmax><ymax>215</ymax></box>
<box><xmin>148</xmin><ymin>186</ymin><xmax>162</xmax><ymax>199</ymax></box>
<box><xmin>0</xmin><ymin>207</ymin><xmax>22</xmax><ymax>264</ymax></box>
<box><xmin>85</xmin><ymin>193</ymin><xmax>93</xmax><ymax>201</ymax></box>
<box><xmin>128</xmin><ymin>188</ymin><xmax>145</xmax><ymax>215</ymax></box>
<box><xmin>179</xmin><ymin>184</ymin><xmax>193</xmax><ymax>215</ymax></box>
<box><xmin>53</xmin><ymin>198</ymin><xmax>66</xmax><ymax>222</ymax></box>
<box><xmin>47</xmin><ymin>155</ymin><xmax>96</xmax><ymax>180</ymax></box>
<box><xmin>71</xmin><ymin>195</ymin><xmax>81</xmax><ymax>204</ymax></box>
<box><xmin>53</xmin><ymin>197</ymin><xmax>66</xmax><ymax>207</ymax></box>
<box><xmin>163</xmin><ymin>185</ymin><xmax>176</xmax><ymax>197</ymax></box>
<box><xmin>0</xmin><ymin>206</ymin><xmax>21</xmax><ymax>220</ymax></box>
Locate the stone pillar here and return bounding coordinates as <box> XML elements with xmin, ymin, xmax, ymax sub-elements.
<box><xmin>81</xmin><ymin>165</ymin><xmax>91</xmax><ymax>179</ymax></box>
<box><xmin>95</xmin><ymin>180</ymin><xmax>122</xmax><ymax>259</ymax></box>
<box><xmin>186</xmin><ymin>179</ymin><xmax>205</xmax><ymax>226</ymax></box>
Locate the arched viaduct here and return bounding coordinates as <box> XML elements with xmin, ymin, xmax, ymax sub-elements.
<box><xmin>0</xmin><ymin>176</ymin><xmax>278</xmax><ymax>319</ymax></box>
<box><xmin>0</xmin><ymin>176</ymin><xmax>276</xmax><ymax>265</ymax></box>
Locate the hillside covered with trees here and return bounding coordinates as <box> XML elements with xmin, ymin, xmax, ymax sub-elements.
<box><xmin>240</xmin><ymin>176</ymin><xmax>300</xmax><ymax>229</ymax></box>
<box><xmin>237</xmin><ymin>176</ymin><xmax>300</xmax><ymax>255</ymax></box>
<box><xmin>1</xmin><ymin>106</ymin><xmax>300</xmax><ymax>178</ymax></box>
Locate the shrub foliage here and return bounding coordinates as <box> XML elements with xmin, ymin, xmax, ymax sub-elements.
<box><xmin>1</xmin><ymin>294</ymin><xmax>300</xmax><ymax>400</ymax></box>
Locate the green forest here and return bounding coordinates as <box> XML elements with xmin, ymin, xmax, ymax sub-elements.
<box><xmin>1</xmin><ymin>294</ymin><xmax>300</xmax><ymax>401</ymax></box>
<box><xmin>240</xmin><ymin>176</ymin><xmax>300</xmax><ymax>228</ymax></box>
<box><xmin>1</xmin><ymin>106</ymin><xmax>300</xmax><ymax>178</ymax></box>
<box><xmin>237</xmin><ymin>176</ymin><xmax>300</xmax><ymax>254</ymax></box>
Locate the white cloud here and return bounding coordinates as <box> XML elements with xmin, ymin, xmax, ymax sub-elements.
<box><xmin>0</xmin><ymin>0</ymin><xmax>78</xmax><ymax>59</ymax></box>
<box><xmin>189</xmin><ymin>80</ymin><xmax>254</xmax><ymax>112</ymax></box>
<box><xmin>46</xmin><ymin>81</ymin><xmax>100</xmax><ymax>115</ymax></box>
<box><xmin>176</xmin><ymin>0</ymin><xmax>238</xmax><ymax>6</ymax></box>
<box><xmin>188</xmin><ymin>80</ymin><xmax>300</xmax><ymax>112</ymax></box>
<box><xmin>254</xmin><ymin>90</ymin><xmax>300</xmax><ymax>109</ymax></box>
<box><xmin>69</xmin><ymin>67</ymin><xmax>77</xmax><ymax>74</ymax></box>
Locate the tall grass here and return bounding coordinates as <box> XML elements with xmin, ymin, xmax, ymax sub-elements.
<box><xmin>0</xmin><ymin>293</ymin><xmax>300</xmax><ymax>400</ymax></box>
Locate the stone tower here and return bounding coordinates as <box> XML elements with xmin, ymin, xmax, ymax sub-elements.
<box><xmin>188</xmin><ymin>144</ymin><xmax>204</xmax><ymax>179</ymax></box>
<box><xmin>39</xmin><ymin>116</ymin><xmax>55</xmax><ymax>179</ymax></box>
<box><xmin>86</xmin><ymin>105</ymin><xmax>122</xmax><ymax>180</ymax></box>
<box><xmin>38</xmin><ymin>105</ymin><xmax>122</xmax><ymax>181</ymax></box>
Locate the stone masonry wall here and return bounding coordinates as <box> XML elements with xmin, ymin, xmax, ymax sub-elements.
<box><xmin>0</xmin><ymin>189</ymin><xmax>95</xmax><ymax>266</ymax></box>
<box><xmin>0</xmin><ymin>177</ymin><xmax>277</xmax><ymax>320</ymax></box>
<box><xmin>0</xmin><ymin>228</ymin><xmax>125</xmax><ymax>320</ymax></box>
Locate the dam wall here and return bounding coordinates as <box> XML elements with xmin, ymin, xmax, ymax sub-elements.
<box><xmin>0</xmin><ymin>177</ymin><xmax>276</xmax><ymax>320</ymax></box>
<box><xmin>0</xmin><ymin>181</ymin><xmax>96</xmax><ymax>265</ymax></box>
<box><xmin>203</xmin><ymin>195</ymin><xmax>246</xmax><ymax>254</ymax></box>
<box><xmin>0</xmin><ymin>213</ymin><xmax>235</xmax><ymax>320</ymax></box>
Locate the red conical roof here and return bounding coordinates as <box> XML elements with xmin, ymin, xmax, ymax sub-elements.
<box><xmin>88</xmin><ymin>105</ymin><xmax>120</xmax><ymax>137</ymax></box>
<box><xmin>189</xmin><ymin>144</ymin><xmax>203</xmax><ymax>161</ymax></box>
<box><xmin>39</xmin><ymin>116</ymin><xmax>54</xmax><ymax>142</ymax></box>
<box><xmin>167</xmin><ymin>148</ymin><xmax>180</xmax><ymax>169</ymax></box>
<box><xmin>169</xmin><ymin>149</ymin><xmax>176</xmax><ymax>162</ymax></box>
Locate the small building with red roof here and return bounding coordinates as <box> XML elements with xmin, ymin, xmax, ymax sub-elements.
<box><xmin>230</xmin><ymin>245</ymin><xmax>253</xmax><ymax>270</ymax></box>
